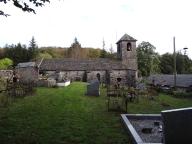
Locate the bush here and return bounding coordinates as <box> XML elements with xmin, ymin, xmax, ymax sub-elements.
<box><xmin>0</xmin><ymin>58</ymin><xmax>13</xmax><ymax>69</ymax></box>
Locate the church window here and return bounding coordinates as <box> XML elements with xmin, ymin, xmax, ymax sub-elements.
<box><xmin>127</xmin><ymin>43</ymin><xmax>132</xmax><ymax>51</ymax></box>
<box><xmin>96</xmin><ymin>73</ymin><xmax>101</xmax><ymax>82</ymax></box>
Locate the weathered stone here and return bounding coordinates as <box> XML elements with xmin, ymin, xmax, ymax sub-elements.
<box><xmin>161</xmin><ymin>108</ymin><xmax>192</xmax><ymax>144</ymax></box>
<box><xmin>37</xmin><ymin>34</ymin><xmax>138</xmax><ymax>86</ymax></box>
<box><xmin>0</xmin><ymin>70</ymin><xmax>13</xmax><ymax>79</ymax></box>
<box><xmin>86</xmin><ymin>79</ymin><xmax>100</xmax><ymax>96</ymax></box>
<box><xmin>37</xmin><ymin>79</ymin><xmax>56</xmax><ymax>87</ymax></box>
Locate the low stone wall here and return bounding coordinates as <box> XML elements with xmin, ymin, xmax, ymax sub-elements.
<box><xmin>0</xmin><ymin>70</ymin><xmax>13</xmax><ymax>79</ymax></box>
<box><xmin>16</xmin><ymin>67</ymin><xmax>38</xmax><ymax>83</ymax></box>
<box><xmin>87</xmin><ymin>70</ymin><xmax>105</xmax><ymax>83</ymax></box>
<box><xmin>37</xmin><ymin>79</ymin><xmax>56</xmax><ymax>87</ymax></box>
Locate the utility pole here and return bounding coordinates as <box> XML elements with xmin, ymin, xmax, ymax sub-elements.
<box><xmin>173</xmin><ymin>37</ymin><xmax>177</xmax><ymax>89</ymax></box>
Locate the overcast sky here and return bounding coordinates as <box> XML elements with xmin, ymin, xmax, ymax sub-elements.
<box><xmin>0</xmin><ymin>0</ymin><xmax>192</xmax><ymax>58</ymax></box>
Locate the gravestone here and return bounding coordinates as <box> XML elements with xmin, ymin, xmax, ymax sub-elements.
<box><xmin>86</xmin><ymin>79</ymin><xmax>100</xmax><ymax>96</ymax></box>
<box><xmin>161</xmin><ymin>107</ymin><xmax>192</xmax><ymax>144</ymax></box>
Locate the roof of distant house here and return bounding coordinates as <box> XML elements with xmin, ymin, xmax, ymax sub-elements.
<box><xmin>16</xmin><ymin>62</ymin><xmax>36</xmax><ymax>68</ymax></box>
<box><xmin>38</xmin><ymin>58</ymin><xmax>136</xmax><ymax>71</ymax></box>
<box><xmin>147</xmin><ymin>74</ymin><xmax>192</xmax><ymax>88</ymax></box>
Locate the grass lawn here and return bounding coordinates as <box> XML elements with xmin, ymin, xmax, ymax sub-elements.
<box><xmin>0</xmin><ymin>82</ymin><xmax>192</xmax><ymax>144</ymax></box>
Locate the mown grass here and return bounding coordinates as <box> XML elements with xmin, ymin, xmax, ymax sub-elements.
<box><xmin>0</xmin><ymin>82</ymin><xmax>192</xmax><ymax>144</ymax></box>
<box><xmin>0</xmin><ymin>82</ymin><xmax>130</xmax><ymax>144</ymax></box>
<box><xmin>127</xmin><ymin>93</ymin><xmax>192</xmax><ymax>114</ymax></box>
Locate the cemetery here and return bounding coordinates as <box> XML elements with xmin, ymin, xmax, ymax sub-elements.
<box><xmin>0</xmin><ymin>80</ymin><xmax>192</xmax><ymax>143</ymax></box>
<box><xmin>0</xmin><ymin>34</ymin><xmax>192</xmax><ymax>144</ymax></box>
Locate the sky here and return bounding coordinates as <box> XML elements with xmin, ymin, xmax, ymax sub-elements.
<box><xmin>0</xmin><ymin>0</ymin><xmax>192</xmax><ymax>58</ymax></box>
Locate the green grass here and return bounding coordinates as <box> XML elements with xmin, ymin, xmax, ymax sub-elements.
<box><xmin>127</xmin><ymin>93</ymin><xmax>192</xmax><ymax>114</ymax></box>
<box><xmin>0</xmin><ymin>82</ymin><xmax>130</xmax><ymax>144</ymax></box>
<box><xmin>0</xmin><ymin>82</ymin><xmax>192</xmax><ymax>144</ymax></box>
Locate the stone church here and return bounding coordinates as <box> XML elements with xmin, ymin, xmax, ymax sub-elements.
<box><xmin>39</xmin><ymin>34</ymin><xmax>138</xmax><ymax>86</ymax></box>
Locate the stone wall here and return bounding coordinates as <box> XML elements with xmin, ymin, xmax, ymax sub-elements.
<box><xmin>109</xmin><ymin>70</ymin><xmax>127</xmax><ymax>85</ymax></box>
<box><xmin>0</xmin><ymin>70</ymin><xmax>13</xmax><ymax>79</ymax></box>
<box><xmin>16</xmin><ymin>67</ymin><xmax>38</xmax><ymax>82</ymax></box>
<box><xmin>121</xmin><ymin>41</ymin><xmax>137</xmax><ymax>70</ymax></box>
<box><xmin>109</xmin><ymin>69</ymin><xmax>136</xmax><ymax>86</ymax></box>
<box><xmin>46</xmin><ymin>71</ymin><xmax>86</xmax><ymax>82</ymax></box>
<box><xmin>41</xmin><ymin>69</ymin><xmax>136</xmax><ymax>86</ymax></box>
<box><xmin>63</xmin><ymin>71</ymin><xmax>85</xmax><ymax>81</ymax></box>
<box><xmin>87</xmin><ymin>70</ymin><xmax>106</xmax><ymax>83</ymax></box>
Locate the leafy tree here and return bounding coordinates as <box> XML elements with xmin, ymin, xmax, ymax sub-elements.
<box><xmin>100</xmin><ymin>49</ymin><xmax>107</xmax><ymax>58</ymax></box>
<box><xmin>160</xmin><ymin>52</ymin><xmax>192</xmax><ymax>74</ymax></box>
<box><xmin>36</xmin><ymin>52</ymin><xmax>53</xmax><ymax>59</ymax></box>
<box><xmin>0</xmin><ymin>58</ymin><xmax>13</xmax><ymax>69</ymax></box>
<box><xmin>160</xmin><ymin>53</ymin><xmax>173</xmax><ymax>74</ymax></box>
<box><xmin>87</xmin><ymin>48</ymin><xmax>100</xmax><ymax>58</ymax></box>
<box><xmin>0</xmin><ymin>0</ymin><xmax>50</xmax><ymax>16</ymax></box>
<box><xmin>183</xmin><ymin>55</ymin><xmax>192</xmax><ymax>73</ymax></box>
<box><xmin>39</xmin><ymin>47</ymin><xmax>68</xmax><ymax>58</ymax></box>
<box><xmin>150</xmin><ymin>54</ymin><xmax>161</xmax><ymax>74</ymax></box>
<box><xmin>68</xmin><ymin>38</ymin><xmax>83</xmax><ymax>59</ymax></box>
<box><xmin>137</xmin><ymin>41</ymin><xmax>160</xmax><ymax>76</ymax></box>
<box><xmin>0</xmin><ymin>48</ymin><xmax>4</xmax><ymax>59</ymax></box>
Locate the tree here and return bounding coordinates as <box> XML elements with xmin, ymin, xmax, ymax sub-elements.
<box><xmin>68</xmin><ymin>38</ymin><xmax>82</xmax><ymax>59</ymax></box>
<box><xmin>100</xmin><ymin>38</ymin><xmax>107</xmax><ymax>58</ymax></box>
<box><xmin>0</xmin><ymin>48</ymin><xmax>4</xmax><ymax>59</ymax></box>
<box><xmin>137</xmin><ymin>41</ymin><xmax>160</xmax><ymax>76</ymax></box>
<box><xmin>182</xmin><ymin>54</ymin><xmax>192</xmax><ymax>73</ymax></box>
<box><xmin>4</xmin><ymin>43</ymin><xmax>29</xmax><ymax>65</ymax></box>
<box><xmin>36</xmin><ymin>52</ymin><xmax>53</xmax><ymax>59</ymax></box>
<box><xmin>100</xmin><ymin>49</ymin><xmax>107</xmax><ymax>58</ymax></box>
<box><xmin>28</xmin><ymin>36</ymin><xmax>38</xmax><ymax>60</ymax></box>
<box><xmin>0</xmin><ymin>0</ymin><xmax>50</xmax><ymax>16</ymax></box>
<box><xmin>160</xmin><ymin>53</ymin><xmax>173</xmax><ymax>74</ymax></box>
<box><xmin>87</xmin><ymin>48</ymin><xmax>100</xmax><ymax>58</ymax></box>
<box><xmin>160</xmin><ymin>52</ymin><xmax>192</xmax><ymax>74</ymax></box>
<box><xmin>108</xmin><ymin>44</ymin><xmax>116</xmax><ymax>59</ymax></box>
<box><xmin>0</xmin><ymin>58</ymin><xmax>13</xmax><ymax>69</ymax></box>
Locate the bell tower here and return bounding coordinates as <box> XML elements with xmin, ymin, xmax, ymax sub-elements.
<box><xmin>116</xmin><ymin>34</ymin><xmax>137</xmax><ymax>70</ymax></box>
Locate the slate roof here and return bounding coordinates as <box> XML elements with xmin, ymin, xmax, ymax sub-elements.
<box><xmin>39</xmin><ymin>58</ymin><xmax>135</xmax><ymax>71</ymax></box>
<box><xmin>16</xmin><ymin>62</ymin><xmax>36</xmax><ymax>68</ymax></box>
<box><xmin>148</xmin><ymin>74</ymin><xmax>192</xmax><ymax>88</ymax></box>
<box><xmin>116</xmin><ymin>34</ymin><xmax>137</xmax><ymax>43</ymax></box>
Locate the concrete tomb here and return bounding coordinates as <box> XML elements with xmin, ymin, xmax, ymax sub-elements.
<box><xmin>121</xmin><ymin>107</ymin><xmax>192</xmax><ymax>144</ymax></box>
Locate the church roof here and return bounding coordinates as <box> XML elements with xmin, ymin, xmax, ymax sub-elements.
<box><xmin>116</xmin><ymin>34</ymin><xmax>137</xmax><ymax>43</ymax></box>
<box><xmin>39</xmin><ymin>58</ymin><xmax>136</xmax><ymax>71</ymax></box>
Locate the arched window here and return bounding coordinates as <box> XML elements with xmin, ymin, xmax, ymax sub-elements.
<box><xmin>127</xmin><ymin>43</ymin><xmax>132</xmax><ymax>51</ymax></box>
<box><xmin>96</xmin><ymin>73</ymin><xmax>101</xmax><ymax>82</ymax></box>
